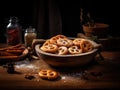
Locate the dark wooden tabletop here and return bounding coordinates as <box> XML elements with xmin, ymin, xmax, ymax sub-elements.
<box><xmin>0</xmin><ymin>43</ymin><xmax>120</xmax><ymax>89</ymax></box>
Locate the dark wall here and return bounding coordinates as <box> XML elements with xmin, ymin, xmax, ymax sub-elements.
<box><xmin>81</xmin><ymin>0</ymin><xmax>119</xmax><ymax>36</ymax></box>
<box><xmin>57</xmin><ymin>0</ymin><xmax>81</xmax><ymax>37</ymax></box>
<box><xmin>0</xmin><ymin>0</ymin><xmax>119</xmax><ymax>43</ymax></box>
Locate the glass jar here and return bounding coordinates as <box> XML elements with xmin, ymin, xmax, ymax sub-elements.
<box><xmin>6</xmin><ymin>17</ymin><xmax>22</xmax><ymax>45</ymax></box>
<box><xmin>24</xmin><ymin>26</ymin><xmax>37</xmax><ymax>47</ymax></box>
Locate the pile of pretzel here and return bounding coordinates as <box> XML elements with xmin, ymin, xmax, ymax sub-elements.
<box><xmin>0</xmin><ymin>44</ymin><xmax>28</xmax><ymax>59</ymax></box>
<box><xmin>40</xmin><ymin>35</ymin><xmax>94</xmax><ymax>55</ymax></box>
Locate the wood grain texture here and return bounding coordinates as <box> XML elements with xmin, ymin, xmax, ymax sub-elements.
<box><xmin>0</xmin><ymin>44</ymin><xmax>120</xmax><ymax>89</ymax></box>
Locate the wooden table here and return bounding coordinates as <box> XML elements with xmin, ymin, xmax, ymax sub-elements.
<box><xmin>0</xmin><ymin>44</ymin><xmax>120</xmax><ymax>89</ymax></box>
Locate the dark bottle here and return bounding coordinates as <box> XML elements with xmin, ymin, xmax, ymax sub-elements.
<box><xmin>6</xmin><ymin>17</ymin><xmax>22</xmax><ymax>45</ymax></box>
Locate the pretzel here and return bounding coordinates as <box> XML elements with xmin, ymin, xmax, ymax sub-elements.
<box><xmin>58</xmin><ymin>46</ymin><xmax>68</xmax><ymax>55</ymax></box>
<box><xmin>73</xmin><ymin>38</ymin><xmax>84</xmax><ymax>46</ymax></box>
<box><xmin>49</xmin><ymin>37</ymin><xmax>58</xmax><ymax>45</ymax></box>
<box><xmin>57</xmin><ymin>38</ymin><xmax>73</xmax><ymax>47</ymax></box>
<box><xmin>68</xmin><ymin>46</ymin><xmax>82</xmax><ymax>54</ymax></box>
<box><xmin>38</xmin><ymin>69</ymin><xmax>58</xmax><ymax>80</ymax></box>
<box><xmin>49</xmin><ymin>34</ymin><xmax>67</xmax><ymax>45</ymax></box>
<box><xmin>80</xmin><ymin>39</ymin><xmax>93</xmax><ymax>53</ymax></box>
<box><xmin>40</xmin><ymin>44</ymin><xmax>58</xmax><ymax>53</ymax></box>
<box><xmin>54</xmin><ymin>34</ymin><xmax>67</xmax><ymax>39</ymax></box>
<box><xmin>40</xmin><ymin>40</ymin><xmax>58</xmax><ymax>53</ymax></box>
<box><xmin>40</xmin><ymin>35</ymin><xmax>95</xmax><ymax>55</ymax></box>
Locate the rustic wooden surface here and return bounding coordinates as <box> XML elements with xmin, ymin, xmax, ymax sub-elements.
<box><xmin>0</xmin><ymin>44</ymin><xmax>120</xmax><ymax>89</ymax></box>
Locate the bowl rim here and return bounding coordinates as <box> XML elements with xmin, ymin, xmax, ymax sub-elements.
<box><xmin>35</xmin><ymin>44</ymin><xmax>98</xmax><ymax>57</ymax></box>
<box><xmin>35</xmin><ymin>38</ymin><xmax>99</xmax><ymax>57</ymax></box>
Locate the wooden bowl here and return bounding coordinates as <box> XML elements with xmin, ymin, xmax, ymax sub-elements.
<box><xmin>35</xmin><ymin>39</ymin><xmax>99</xmax><ymax>67</ymax></box>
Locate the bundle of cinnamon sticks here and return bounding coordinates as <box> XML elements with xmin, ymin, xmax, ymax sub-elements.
<box><xmin>0</xmin><ymin>44</ymin><xmax>28</xmax><ymax>59</ymax></box>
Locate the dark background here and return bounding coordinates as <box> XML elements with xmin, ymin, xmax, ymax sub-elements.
<box><xmin>0</xmin><ymin>0</ymin><xmax>119</xmax><ymax>43</ymax></box>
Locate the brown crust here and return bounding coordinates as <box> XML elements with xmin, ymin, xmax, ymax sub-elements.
<box><xmin>57</xmin><ymin>38</ymin><xmax>73</xmax><ymax>47</ymax></box>
<box><xmin>80</xmin><ymin>39</ymin><xmax>93</xmax><ymax>53</ymax></box>
<box><xmin>40</xmin><ymin>34</ymin><xmax>94</xmax><ymax>55</ymax></box>
<box><xmin>73</xmin><ymin>38</ymin><xmax>84</xmax><ymax>46</ymax></box>
<box><xmin>38</xmin><ymin>69</ymin><xmax>58</xmax><ymax>80</ymax></box>
<box><xmin>58</xmin><ymin>46</ymin><xmax>68</xmax><ymax>55</ymax></box>
<box><xmin>68</xmin><ymin>46</ymin><xmax>82</xmax><ymax>54</ymax></box>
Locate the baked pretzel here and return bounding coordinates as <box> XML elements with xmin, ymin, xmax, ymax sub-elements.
<box><xmin>57</xmin><ymin>38</ymin><xmax>73</xmax><ymax>47</ymax></box>
<box><xmin>58</xmin><ymin>46</ymin><xmax>68</xmax><ymax>55</ymax></box>
<box><xmin>38</xmin><ymin>69</ymin><xmax>58</xmax><ymax>80</ymax></box>
<box><xmin>73</xmin><ymin>38</ymin><xmax>84</xmax><ymax>46</ymax></box>
<box><xmin>40</xmin><ymin>40</ymin><xmax>58</xmax><ymax>53</ymax></box>
<box><xmin>49</xmin><ymin>37</ymin><xmax>58</xmax><ymax>45</ymax></box>
<box><xmin>68</xmin><ymin>46</ymin><xmax>82</xmax><ymax>54</ymax></box>
<box><xmin>40</xmin><ymin>35</ymin><xmax>94</xmax><ymax>55</ymax></box>
<box><xmin>50</xmin><ymin>34</ymin><xmax>67</xmax><ymax>45</ymax></box>
<box><xmin>40</xmin><ymin>44</ymin><xmax>58</xmax><ymax>53</ymax></box>
<box><xmin>54</xmin><ymin>34</ymin><xmax>67</xmax><ymax>39</ymax></box>
<box><xmin>80</xmin><ymin>39</ymin><xmax>93</xmax><ymax>53</ymax></box>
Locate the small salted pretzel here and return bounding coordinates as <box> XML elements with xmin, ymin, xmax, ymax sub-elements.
<box><xmin>40</xmin><ymin>44</ymin><xmax>58</xmax><ymax>53</ymax></box>
<box><xmin>68</xmin><ymin>46</ymin><xmax>82</xmax><ymax>54</ymax></box>
<box><xmin>40</xmin><ymin>40</ymin><xmax>58</xmax><ymax>53</ymax></box>
<box><xmin>49</xmin><ymin>34</ymin><xmax>67</xmax><ymax>45</ymax></box>
<box><xmin>57</xmin><ymin>38</ymin><xmax>73</xmax><ymax>47</ymax></box>
<box><xmin>38</xmin><ymin>69</ymin><xmax>58</xmax><ymax>80</ymax></box>
<box><xmin>54</xmin><ymin>34</ymin><xmax>67</xmax><ymax>39</ymax></box>
<box><xmin>58</xmin><ymin>46</ymin><xmax>68</xmax><ymax>55</ymax></box>
<box><xmin>73</xmin><ymin>38</ymin><xmax>84</xmax><ymax>46</ymax></box>
<box><xmin>80</xmin><ymin>39</ymin><xmax>93</xmax><ymax>53</ymax></box>
<box><xmin>49</xmin><ymin>37</ymin><xmax>58</xmax><ymax>45</ymax></box>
